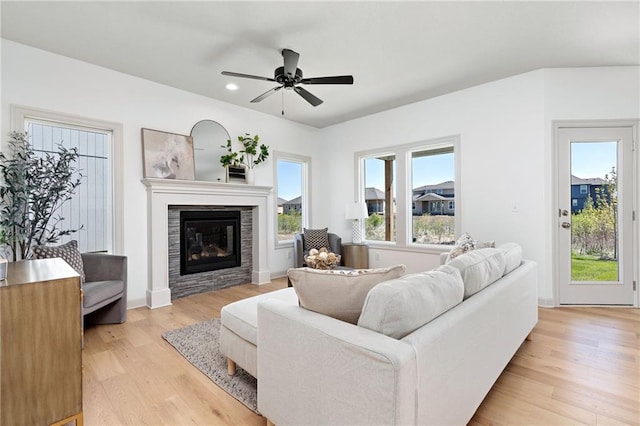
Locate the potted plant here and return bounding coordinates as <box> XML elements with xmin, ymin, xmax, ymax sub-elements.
<box><xmin>0</xmin><ymin>131</ymin><xmax>83</xmax><ymax>260</ymax></box>
<box><xmin>0</xmin><ymin>226</ymin><xmax>7</xmax><ymax>279</ymax></box>
<box><xmin>220</xmin><ymin>133</ymin><xmax>269</xmax><ymax>184</ymax></box>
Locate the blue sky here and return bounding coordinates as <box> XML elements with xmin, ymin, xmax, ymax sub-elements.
<box><xmin>571</xmin><ymin>141</ymin><xmax>617</xmax><ymax>179</ymax></box>
<box><xmin>365</xmin><ymin>153</ymin><xmax>455</xmax><ymax>191</ymax></box>
<box><xmin>277</xmin><ymin>160</ymin><xmax>302</xmax><ymax>200</ymax></box>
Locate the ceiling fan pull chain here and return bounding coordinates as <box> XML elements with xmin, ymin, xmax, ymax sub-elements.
<box><xmin>282</xmin><ymin>89</ymin><xmax>285</xmax><ymax>116</ymax></box>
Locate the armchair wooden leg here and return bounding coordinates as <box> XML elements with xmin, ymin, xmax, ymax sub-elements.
<box><xmin>227</xmin><ymin>358</ymin><xmax>237</xmax><ymax>376</ymax></box>
<box><xmin>526</xmin><ymin>332</ymin><xmax>533</xmax><ymax>341</ymax></box>
<box><xmin>266</xmin><ymin>419</ymin><xmax>274</xmax><ymax>426</ymax></box>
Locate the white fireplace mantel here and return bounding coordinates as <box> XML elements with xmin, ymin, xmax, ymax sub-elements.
<box><xmin>142</xmin><ymin>178</ymin><xmax>272</xmax><ymax>309</ymax></box>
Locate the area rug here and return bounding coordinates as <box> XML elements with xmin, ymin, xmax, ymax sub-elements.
<box><xmin>162</xmin><ymin>318</ymin><xmax>258</xmax><ymax>413</ymax></box>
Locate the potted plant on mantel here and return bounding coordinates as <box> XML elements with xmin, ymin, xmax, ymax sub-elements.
<box><xmin>219</xmin><ymin>133</ymin><xmax>269</xmax><ymax>184</ymax></box>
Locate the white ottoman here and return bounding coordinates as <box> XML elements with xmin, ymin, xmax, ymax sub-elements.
<box><xmin>220</xmin><ymin>287</ymin><xmax>298</xmax><ymax>378</ymax></box>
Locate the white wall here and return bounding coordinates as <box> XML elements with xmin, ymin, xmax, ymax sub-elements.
<box><xmin>319</xmin><ymin>71</ymin><xmax>546</xmax><ymax>287</ymax></box>
<box><xmin>1</xmin><ymin>40</ymin><xmax>321</xmax><ymax>307</ymax></box>
<box><xmin>317</xmin><ymin>66</ymin><xmax>639</xmax><ymax>306</ymax></box>
<box><xmin>542</xmin><ymin>66</ymin><xmax>640</xmax><ymax>306</ymax></box>
<box><xmin>3</xmin><ymin>39</ymin><xmax>638</xmax><ymax>308</ymax></box>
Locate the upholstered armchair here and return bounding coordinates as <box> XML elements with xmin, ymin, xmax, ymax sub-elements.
<box><xmin>293</xmin><ymin>231</ymin><xmax>342</xmax><ymax>268</ymax></box>
<box><xmin>31</xmin><ymin>241</ymin><xmax>127</xmax><ymax>327</ymax></box>
<box><xmin>82</xmin><ymin>253</ymin><xmax>128</xmax><ymax>325</ymax></box>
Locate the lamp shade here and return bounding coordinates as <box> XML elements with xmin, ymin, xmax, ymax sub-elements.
<box><xmin>345</xmin><ymin>202</ymin><xmax>369</xmax><ymax>220</ymax></box>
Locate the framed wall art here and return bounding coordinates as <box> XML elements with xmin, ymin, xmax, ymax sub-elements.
<box><xmin>142</xmin><ymin>128</ymin><xmax>195</xmax><ymax>180</ymax></box>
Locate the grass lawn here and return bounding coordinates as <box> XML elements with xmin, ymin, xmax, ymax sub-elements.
<box><xmin>571</xmin><ymin>254</ymin><xmax>618</xmax><ymax>281</ymax></box>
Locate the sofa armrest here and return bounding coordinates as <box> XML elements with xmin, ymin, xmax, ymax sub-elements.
<box><xmin>81</xmin><ymin>253</ymin><xmax>127</xmax><ymax>283</ymax></box>
<box><xmin>257</xmin><ymin>300</ymin><xmax>417</xmax><ymax>426</ymax></box>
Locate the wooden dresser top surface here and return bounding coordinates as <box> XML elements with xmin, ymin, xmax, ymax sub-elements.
<box><xmin>2</xmin><ymin>258</ymin><xmax>79</xmax><ymax>287</ymax></box>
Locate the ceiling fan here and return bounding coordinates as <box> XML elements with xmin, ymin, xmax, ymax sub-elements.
<box><xmin>222</xmin><ymin>49</ymin><xmax>354</xmax><ymax>107</ymax></box>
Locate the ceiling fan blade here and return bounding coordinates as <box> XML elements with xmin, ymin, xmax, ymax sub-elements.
<box><xmin>221</xmin><ymin>71</ymin><xmax>276</xmax><ymax>82</ymax></box>
<box><xmin>300</xmin><ymin>75</ymin><xmax>354</xmax><ymax>85</ymax></box>
<box><xmin>250</xmin><ymin>86</ymin><xmax>282</xmax><ymax>103</ymax></box>
<box><xmin>294</xmin><ymin>86</ymin><xmax>323</xmax><ymax>107</ymax></box>
<box><xmin>282</xmin><ymin>49</ymin><xmax>300</xmax><ymax>80</ymax></box>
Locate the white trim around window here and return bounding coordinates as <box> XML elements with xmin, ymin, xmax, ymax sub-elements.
<box><xmin>10</xmin><ymin>105</ymin><xmax>124</xmax><ymax>254</ymax></box>
<box><xmin>354</xmin><ymin>135</ymin><xmax>461</xmax><ymax>252</ymax></box>
<box><xmin>273</xmin><ymin>151</ymin><xmax>311</xmax><ymax>247</ymax></box>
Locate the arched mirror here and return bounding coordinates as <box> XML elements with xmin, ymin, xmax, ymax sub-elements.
<box><xmin>190</xmin><ymin>119</ymin><xmax>230</xmax><ymax>182</ymax></box>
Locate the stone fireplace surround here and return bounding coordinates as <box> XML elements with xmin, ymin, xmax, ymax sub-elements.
<box><xmin>142</xmin><ymin>178</ymin><xmax>272</xmax><ymax>309</ymax></box>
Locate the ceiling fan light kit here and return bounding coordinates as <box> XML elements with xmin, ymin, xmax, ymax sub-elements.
<box><xmin>222</xmin><ymin>48</ymin><xmax>354</xmax><ymax>109</ymax></box>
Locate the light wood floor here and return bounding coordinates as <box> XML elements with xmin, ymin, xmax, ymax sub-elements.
<box><xmin>83</xmin><ymin>278</ymin><xmax>639</xmax><ymax>425</ymax></box>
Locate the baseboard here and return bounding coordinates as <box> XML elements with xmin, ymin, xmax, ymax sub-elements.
<box><xmin>270</xmin><ymin>270</ymin><xmax>288</xmax><ymax>279</ymax></box>
<box><xmin>538</xmin><ymin>297</ymin><xmax>555</xmax><ymax>308</ymax></box>
<box><xmin>127</xmin><ymin>297</ymin><xmax>147</xmax><ymax>310</ymax></box>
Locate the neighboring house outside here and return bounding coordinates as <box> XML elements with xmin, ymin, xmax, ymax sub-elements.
<box><xmin>365</xmin><ymin>187</ymin><xmax>386</xmax><ymax>215</ymax></box>
<box><xmin>282</xmin><ymin>196</ymin><xmax>302</xmax><ymax>214</ymax></box>
<box><xmin>571</xmin><ymin>175</ymin><xmax>607</xmax><ymax>213</ymax></box>
<box><xmin>277</xmin><ymin>197</ymin><xmax>287</xmax><ymax>214</ymax></box>
<box><xmin>412</xmin><ymin>181</ymin><xmax>455</xmax><ymax>215</ymax></box>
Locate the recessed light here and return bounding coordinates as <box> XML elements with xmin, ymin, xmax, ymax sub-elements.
<box><xmin>225</xmin><ymin>83</ymin><xmax>239</xmax><ymax>91</ymax></box>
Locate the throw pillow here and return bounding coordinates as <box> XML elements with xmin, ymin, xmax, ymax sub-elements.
<box><xmin>303</xmin><ymin>227</ymin><xmax>330</xmax><ymax>251</ymax></box>
<box><xmin>358</xmin><ymin>265</ymin><xmax>464</xmax><ymax>339</ymax></box>
<box><xmin>499</xmin><ymin>242</ymin><xmax>523</xmax><ymax>275</ymax></box>
<box><xmin>31</xmin><ymin>240</ymin><xmax>85</xmax><ymax>283</ymax></box>
<box><xmin>447</xmin><ymin>247</ymin><xmax>505</xmax><ymax>299</ymax></box>
<box><xmin>288</xmin><ymin>264</ymin><xmax>406</xmax><ymax>324</ymax></box>
<box><xmin>445</xmin><ymin>232</ymin><xmax>495</xmax><ymax>263</ymax></box>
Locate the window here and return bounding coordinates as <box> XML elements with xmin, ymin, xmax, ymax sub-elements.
<box><xmin>572</xmin><ymin>199</ymin><xmax>578</xmax><ymax>207</ymax></box>
<box><xmin>357</xmin><ymin>136</ymin><xmax>459</xmax><ymax>248</ymax></box>
<box><xmin>363</xmin><ymin>155</ymin><xmax>396</xmax><ymax>242</ymax></box>
<box><xmin>275</xmin><ymin>152</ymin><xmax>310</xmax><ymax>243</ymax></box>
<box><xmin>13</xmin><ymin>106</ymin><xmax>123</xmax><ymax>254</ymax></box>
<box><xmin>580</xmin><ymin>184</ymin><xmax>588</xmax><ymax>194</ymax></box>
<box><xmin>411</xmin><ymin>146</ymin><xmax>455</xmax><ymax>245</ymax></box>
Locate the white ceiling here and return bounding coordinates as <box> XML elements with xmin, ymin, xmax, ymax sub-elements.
<box><xmin>2</xmin><ymin>1</ymin><xmax>639</xmax><ymax>128</ymax></box>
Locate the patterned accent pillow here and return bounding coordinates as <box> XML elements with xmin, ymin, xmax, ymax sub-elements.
<box><xmin>288</xmin><ymin>265</ymin><xmax>406</xmax><ymax>324</ymax></box>
<box><xmin>303</xmin><ymin>228</ymin><xmax>330</xmax><ymax>251</ymax></box>
<box><xmin>32</xmin><ymin>240</ymin><xmax>85</xmax><ymax>283</ymax></box>
<box><xmin>445</xmin><ymin>233</ymin><xmax>495</xmax><ymax>263</ymax></box>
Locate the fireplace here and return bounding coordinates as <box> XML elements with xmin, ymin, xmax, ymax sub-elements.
<box><xmin>180</xmin><ymin>210</ymin><xmax>241</xmax><ymax>275</ymax></box>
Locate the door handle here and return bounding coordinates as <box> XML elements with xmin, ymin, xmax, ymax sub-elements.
<box><xmin>561</xmin><ymin>222</ymin><xmax>571</xmax><ymax>229</ymax></box>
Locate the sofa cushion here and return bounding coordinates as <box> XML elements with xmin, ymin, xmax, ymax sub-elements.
<box><xmin>31</xmin><ymin>240</ymin><xmax>85</xmax><ymax>283</ymax></box>
<box><xmin>83</xmin><ymin>280</ymin><xmax>124</xmax><ymax>309</ymax></box>
<box><xmin>221</xmin><ymin>288</ymin><xmax>298</xmax><ymax>345</ymax></box>
<box><xmin>288</xmin><ymin>265</ymin><xmax>406</xmax><ymax>324</ymax></box>
<box><xmin>447</xmin><ymin>247</ymin><xmax>506</xmax><ymax>298</ymax></box>
<box><xmin>499</xmin><ymin>242</ymin><xmax>523</xmax><ymax>275</ymax></box>
<box><xmin>358</xmin><ymin>265</ymin><xmax>464</xmax><ymax>339</ymax></box>
<box><xmin>445</xmin><ymin>233</ymin><xmax>495</xmax><ymax>262</ymax></box>
<box><xmin>303</xmin><ymin>228</ymin><xmax>330</xmax><ymax>251</ymax></box>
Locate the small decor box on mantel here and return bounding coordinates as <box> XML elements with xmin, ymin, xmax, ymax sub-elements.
<box><xmin>226</xmin><ymin>165</ymin><xmax>247</xmax><ymax>183</ymax></box>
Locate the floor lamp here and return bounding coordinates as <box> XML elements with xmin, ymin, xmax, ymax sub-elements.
<box><xmin>345</xmin><ymin>202</ymin><xmax>369</xmax><ymax>244</ymax></box>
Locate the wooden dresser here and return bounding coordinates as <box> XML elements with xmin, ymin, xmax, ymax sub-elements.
<box><xmin>0</xmin><ymin>258</ymin><xmax>83</xmax><ymax>426</ymax></box>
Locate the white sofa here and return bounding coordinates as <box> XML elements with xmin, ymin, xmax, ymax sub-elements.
<box><xmin>256</xmin><ymin>248</ymin><xmax>538</xmax><ymax>425</ymax></box>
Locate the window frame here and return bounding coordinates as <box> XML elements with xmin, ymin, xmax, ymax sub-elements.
<box><xmin>10</xmin><ymin>105</ymin><xmax>124</xmax><ymax>254</ymax></box>
<box><xmin>273</xmin><ymin>151</ymin><xmax>311</xmax><ymax>247</ymax></box>
<box><xmin>355</xmin><ymin>135</ymin><xmax>460</xmax><ymax>252</ymax></box>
